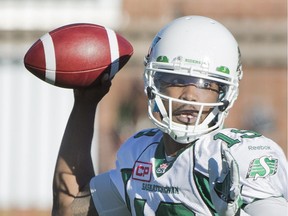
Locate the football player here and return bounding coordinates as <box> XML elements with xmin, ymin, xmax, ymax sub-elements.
<box><xmin>52</xmin><ymin>16</ymin><xmax>287</xmax><ymax>216</ymax></box>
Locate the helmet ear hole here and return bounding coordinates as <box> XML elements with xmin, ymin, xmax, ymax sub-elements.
<box><xmin>219</xmin><ymin>100</ymin><xmax>230</xmax><ymax>111</ymax></box>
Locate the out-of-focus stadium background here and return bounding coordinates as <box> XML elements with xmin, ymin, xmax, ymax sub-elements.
<box><xmin>0</xmin><ymin>0</ymin><xmax>286</xmax><ymax>215</ymax></box>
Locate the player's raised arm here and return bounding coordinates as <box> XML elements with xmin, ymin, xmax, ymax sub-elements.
<box><xmin>23</xmin><ymin>23</ymin><xmax>133</xmax><ymax>215</ymax></box>
<box><xmin>52</xmin><ymin>80</ymin><xmax>111</xmax><ymax>216</ymax></box>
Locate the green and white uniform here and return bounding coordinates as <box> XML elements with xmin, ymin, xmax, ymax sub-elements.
<box><xmin>90</xmin><ymin>128</ymin><xmax>287</xmax><ymax>215</ymax></box>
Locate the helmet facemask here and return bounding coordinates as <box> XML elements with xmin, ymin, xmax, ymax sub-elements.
<box><xmin>144</xmin><ymin>60</ymin><xmax>239</xmax><ymax>144</ymax></box>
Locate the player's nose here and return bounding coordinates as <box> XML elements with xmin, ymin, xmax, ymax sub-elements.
<box><xmin>179</xmin><ymin>85</ymin><xmax>199</xmax><ymax>102</ymax></box>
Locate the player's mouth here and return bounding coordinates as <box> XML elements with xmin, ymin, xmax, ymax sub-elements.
<box><xmin>173</xmin><ymin>109</ymin><xmax>199</xmax><ymax>125</ymax></box>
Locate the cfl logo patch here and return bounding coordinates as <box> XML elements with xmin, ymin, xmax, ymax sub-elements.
<box><xmin>132</xmin><ymin>161</ymin><xmax>152</xmax><ymax>182</ymax></box>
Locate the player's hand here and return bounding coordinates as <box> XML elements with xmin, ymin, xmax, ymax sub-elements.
<box><xmin>208</xmin><ymin>142</ymin><xmax>243</xmax><ymax>216</ymax></box>
<box><xmin>73</xmin><ymin>73</ymin><xmax>112</xmax><ymax>106</ymax></box>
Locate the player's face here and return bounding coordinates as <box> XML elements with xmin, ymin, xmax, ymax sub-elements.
<box><xmin>158</xmin><ymin>74</ymin><xmax>220</xmax><ymax>125</ymax></box>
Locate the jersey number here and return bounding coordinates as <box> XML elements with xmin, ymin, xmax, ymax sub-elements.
<box><xmin>213</xmin><ymin>129</ymin><xmax>261</xmax><ymax>147</ymax></box>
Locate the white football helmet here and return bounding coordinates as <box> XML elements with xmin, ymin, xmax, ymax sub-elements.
<box><xmin>144</xmin><ymin>16</ymin><xmax>243</xmax><ymax>144</ymax></box>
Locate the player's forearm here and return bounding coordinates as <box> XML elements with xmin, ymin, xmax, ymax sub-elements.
<box><xmin>52</xmin><ymin>101</ymin><xmax>97</xmax><ymax>215</ymax></box>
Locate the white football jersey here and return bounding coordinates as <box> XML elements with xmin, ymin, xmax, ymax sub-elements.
<box><xmin>92</xmin><ymin>128</ymin><xmax>287</xmax><ymax>216</ymax></box>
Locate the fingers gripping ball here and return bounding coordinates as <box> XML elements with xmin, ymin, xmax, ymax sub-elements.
<box><xmin>24</xmin><ymin>23</ymin><xmax>133</xmax><ymax>88</ymax></box>
<box><xmin>208</xmin><ymin>142</ymin><xmax>243</xmax><ymax>216</ymax></box>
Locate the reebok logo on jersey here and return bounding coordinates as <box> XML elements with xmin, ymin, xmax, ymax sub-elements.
<box><xmin>248</xmin><ymin>145</ymin><xmax>271</xmax><ymax>151</ymax></box>
<box><xmin>246</xmin><ymin>156</ymin><xmax>278</xmax><ymax>180</ymax></box>
<box><xmin>132</xmin><ymin>161</ymin><xmax>152</xmax><ymax>182</ymax></box>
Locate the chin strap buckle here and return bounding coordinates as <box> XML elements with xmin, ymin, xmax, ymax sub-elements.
<box><xmin>219</xmin><ymin>100</ymin><xmax>229</xmax><ymax>111</ymax></box>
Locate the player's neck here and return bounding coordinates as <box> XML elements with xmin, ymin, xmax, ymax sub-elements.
<box><xmin>162</xmin><ymin>133</ymin><xmax>189</xmax><ymax>157</ymax></box>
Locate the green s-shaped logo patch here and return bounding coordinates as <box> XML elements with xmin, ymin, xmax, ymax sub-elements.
<box><xmin>246</xmin><ymin>156</ymin><xmax>278</xmax><ymax>180</ymax></box>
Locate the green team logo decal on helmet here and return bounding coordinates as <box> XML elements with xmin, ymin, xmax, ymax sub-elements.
<box><xmin>246</xmin><ymin>156</ymin><xmax>278</xmax><ymax>180</ymax></box>
<box><xmin>216</xmin><ymin>66</ymin><xmax>230</xmax><ymax>74</ymax></box>
<box><xmin>156</xmin><ymin>56</ymin><xmax>169</xmax><ymax>63</ymax></box>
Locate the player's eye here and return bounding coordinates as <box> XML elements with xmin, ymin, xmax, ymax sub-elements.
<box><xmin>196</xmin><ymin>79</ymin><xmax>220</xmax><ymax>93</ymax></box>
<box><xmin>197</xmin><ymin>79</ymin><xmax>214</xmax><ymax>89</ymax></box>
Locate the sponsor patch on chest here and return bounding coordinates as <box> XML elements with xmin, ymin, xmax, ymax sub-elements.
<box><xmin>132</xmin><ymin>161</ymin><xmax>152</xmax><ymax>182</ymax></box>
